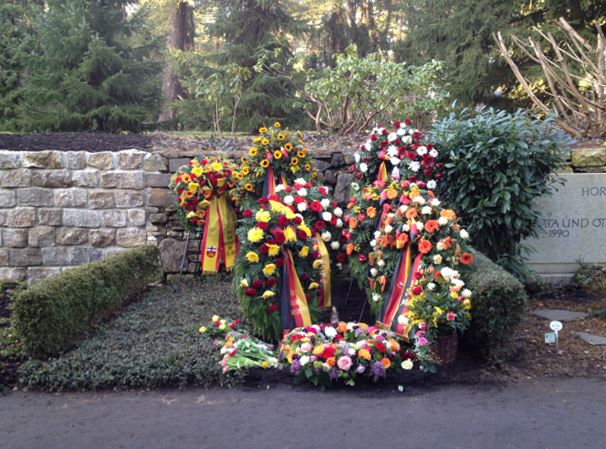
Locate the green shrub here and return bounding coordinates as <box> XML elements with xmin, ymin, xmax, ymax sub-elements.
<box><xmin>464</xmin><ymin>252</ymin><xmax>527</xmax><ymax>362</ymax></box>
<box><xmin>12</xmin><ymin>246</ymin><xmax>160</xmax><ymax>358</ymax></box>
<box><xmin>17</xmin><ymin>277</ymin><xmax>243</xmax><ymax>391</ymax></box>
<box><xmin>430</xmin><ymin>108</ymin><xmax>571</xmax><ymax>280</ymax></box>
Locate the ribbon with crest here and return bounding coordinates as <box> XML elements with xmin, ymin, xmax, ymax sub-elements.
<box><xmin>314</xmin><ymin>234</ymin><xmax>332</xmax><ymax>310</ymax></box>
<box><xmin>200</xmin><ymin>196</ymin><xmax>239</xmax><ymax>273</ymax></box>
<box><xmin>279</xmin><ymin>249</ymin><xmax>312</xmax><ymax>329</ymax></box>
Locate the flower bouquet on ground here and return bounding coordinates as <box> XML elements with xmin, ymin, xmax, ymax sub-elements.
<box><xmin>278</xmin><ymin>322</ymin><xmax>406</xmax><ymax>387</ymax></box>
<box><xmin>170</xmin><ymin>155</ymin><xmax>239</xmax><ymax>273</ymax></box>
<box><xmin>235</xmin><ymin>122</ymin><xmax>318</xmax><ymax>209</ymax></box>
<box><xmin>234</xmin><ymin>197</ymin><xmax>323</xmax><ymax>341</ymax></box>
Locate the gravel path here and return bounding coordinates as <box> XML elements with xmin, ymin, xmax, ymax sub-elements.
<box><xmin>1</xmin><ymin>378</ymin><xmax>604</xmax><ymax>449</ymax></box>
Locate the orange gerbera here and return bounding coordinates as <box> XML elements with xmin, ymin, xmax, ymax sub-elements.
<box><xmin>348</xmin><ymin>217</ymin><xmax>358</xmax><ymax>230</ymax></box>
<box><xmin>385</xmin><ymin>188</ymin><xmax>398</xmax><ymax>200</ymax></box>
<box><xmin>440</xmin><ymin>209</ymin><xmax>457</xmax><ymax>221</ymax></box>
<box><xmin>418</xmin><ymin>238</ymin><xmax>433</xmax><ymax>254</ymax></box>
<box><xmin>425</xmin><ymin>219</ymin><xmax>440</xmax><ymax>233</ymax></box>
<box><xmin>380</xmin><ymin>357</ymin><xmax>391</xmax><ymax>369</ymax></box>
<box><xmin>460</xmin><ymin>252</ymin><xmax>474</xmax><ymax>265</ymax></box>
<box><xmin>439</xmin><ymin>236</ymin><xmax>455</xmax><ymax>250</ymax></box>
<box><xmin>406</xmin><ymin>208</ymin><xmax>418</xmax><ymax>220</ymax></box>
<box><xmin>366</xmin><ymin>206</ymin><xmax>377</xmax><ymax>218</ymax></box>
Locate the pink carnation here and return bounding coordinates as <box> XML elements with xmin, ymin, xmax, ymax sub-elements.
<box><xmin>447</xmin><ymin>312</ymin><xmax>457</xmax><ymax>321</ymax></box>
<box><xmin>418</xmin><ymin>337</ymin><xmax>429</xmax><ymax>346</ymax></box>
<box><xmin>300</xmin><ymin>342</ymin><xmax>312</xmax><ymax>353</ymax></box>
<box><xmin>337</xmin><ymin>356</ymin><xmax>353</xmax><ymax>371</ymax></box>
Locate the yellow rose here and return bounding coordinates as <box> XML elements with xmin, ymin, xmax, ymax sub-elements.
<box><xmin>312</xmin><ymin>259</ymin><xmax>323</xmax><ymax>269</ymax></box>
<box><xmin>298</xmin><ymin>246</ymin><xmax>309</xmax><ymax>258</ymax></box>
<box><xmin>186</xmin><ymin>211</ymin><xmax>196</xmax><ymax>219</ymax></box>
<box><xmin>450</xmin><ymin>291</ymin><xmax>459</xmax><ymax>299</ymax></box>
<box><xmin>283</xmin><ymin>226</ymin><xmax>297</xmax><ymax>243</ymax></box>
<box><xmin>262</xmin><ymin>263</ymin><xmax>277</xmax><ymax>277</ymax></box>
<box><xmin>262</xmin><ymin>290</ymin><xmax>276</xmax><ymax>299</ymax></box>
<box><xmin>246</xmin><ymin>251</ymin><xmax>259</xmax><ymax>263</ymax></box>
<box><xmin>247</xmin><ymin>227</ymin><xmax>264</xmax><ymax>243</ymax></box>
<box><xmin>308</xmin><ymin>282</ymin><xmax>319</xmax><ymax>289</ymax></box>
<box><xmin>267</xmin><ymin>244</ymin><xmax>280</xmax><ymax>257</ymax></box>
<box><xmin>240</xmin><ymin>279</ymin><xmax>249</xmax><ymax>288</ymax></box>
<box><xmin>312</xmin><ymin>345</ymin><xmax>324</xmax><ymax>356</ymax></box>
<box><xmin>255</xmin><ymin>209</ymin><xmax>271</xmax><ymax>223</ymax></box>
<box><xmin>212</xmin><ymin>315</ymin><xmax>220</xmax><ymax>322</ymax></box>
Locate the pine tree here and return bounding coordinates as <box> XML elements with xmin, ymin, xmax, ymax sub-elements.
<box><xmin>21</xmin><ymin>0</ymin><xmax>160</xmax><ymax>132</ymax></box>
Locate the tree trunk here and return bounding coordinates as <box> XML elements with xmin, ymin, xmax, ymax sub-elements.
<box><xmin>158</xmin><ymin>1</ymin><xmax>195</xmax><ymax>124</ymax></box>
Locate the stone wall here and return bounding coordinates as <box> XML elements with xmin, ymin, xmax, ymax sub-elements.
<box><xmin>0</xmin><ymin>142</ymin><xmax>354</xmax><ymax>285</ymax></box>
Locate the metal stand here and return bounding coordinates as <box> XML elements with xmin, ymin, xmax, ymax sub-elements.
<box><xmin>344</xmin><ymin>278</ymin><xmax>355</xmax><ymax>304</ymax></box>
<box><xmin>175</xmin><ymin>231</ymin><xmax>191</xmax><ymax>292</ymax></box>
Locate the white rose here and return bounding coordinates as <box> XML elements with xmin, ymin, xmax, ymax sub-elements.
<box><xmin>370</xmin><ymin>268</ymin><xmax>378</xmax><ymax>277</ymax></box>
<box><xmin>372</xmin><ymin>293</ymin><xmax>382</xmax><ymax>302</ymax></box>
<box><xmin>460</xmin><ymin>229</ymin><xmax>469</xmax><ymax>239</ymax></box>
<box><xmin>330</xmin><ymin>241</ymin><xmax>340</xmax><ymax>250</ymax></box>
<box><xmin>297</xmin><ymin>202</ymin><xmax>307</xmax><ymax>212</ymax></box>
<box><xmin>462</xmin><ymin>288</ymin><xmax>472</xmax><ymax>298</ymax></box>
<box><xmin>298</xmin><ymin>187</ymin><xmax>307</xmax><ymax>197</ymax></box>
<box><xmin>384</xmin><ymin>224</ymin><xmax>393</xmax><ymax>234</ymax></box>
<box><xmin>408</xmin><ymin>160</ymin><xmax>421</xmax><ymax>172</ymax></box>
<box><xmin>359</xmin><ymin>163</ymin><xmax>368</xmax><ymax>173</ymax></box>
<box><xmin>370</xmin><ymin>239</ymin><xmax>377</xmax><ymax>248</ymax></box>
<box><xmin>321</xmin><ymin>231</ymin><xmax>332</xmax><ymax>242</ymax></box>
<box><xmin>402</xmin><ymin>223</ymin><xmax>410</xmax><ymax>232</ymax></box>
<box><xmin>275</xmin><ymin>184</ymin><xmax>285</xmax><ymax>192</ymax></box>
<box><xmin>295</xmin><ymin>177</ymin><xmax>307</xmax><ymax>185</ymax></box>
<box><xmin>437</xmin><ymin>240</ymin><xmax>446</xmax><ymax>251</ymax></box>
<box><xmin>438</xmin><ymin>216</ymin><xmax>448</xmax><ymax>226</ymax></box>
<box><xmin>283</xmin><ymin>195</ymin><xmax>294</xmax><ymax>206</ymax></box>
<box><xmin>364</xmin><ymin>141</ymin><xmax>372</xmax><ymax>151</ymax></box>
<box><xmin>397</xmin><ymin>314</ymin><xmax>409</xmax><ymax>326</ymax></box>
<box><xmin>388</xmin><ymin>132</ymin><xmax>398</xmax><ymax>142</ymax></box>
<box><xmin>390</xmin><ymin>156</ymin><xmax>401</xmax><ymax>166</ymax></box>
<box><xmin>427</xmin><ymin>282</ymin><xmax>436</xmax><ymax>291</ymax></box>
<box><xmin>440</xmin><ymin>267</ymin><xmax>454</xmax><ymax>279</ymax></box>
<box><xmin>322</xmin><ymin>211</ymin><xmax>332</xmax><ymax>222</ymax></box>
<box><xmin>429</xmin><ymin>149</ymin><xmax>438</xmax><ymax>158</ymax></box>
<box><xmin>374</xmin><ymin>231</ymin><xmax>381</xmax><ymax>238</ymax></box>
<box><xmin>416</xmin><ymin>146</ymin><xmax>428</xmax><ymax>156</ymax></box>
<box><xmin>398</xmin><ymin>205</ymin><xmax>409</xmax><ymax>214</ymax></box>
<box><xmin>401</xmin><ymin>359</ymin><xmax>414</xmax><ymax>370</ymax></box>
<box><xmin>433</xmin><ymin>255</ymin><xmax>443</xmax><ymax>264</ymax></box>
<box><xmin>421</xmin><ymin>206</ymin><xmax>432</xmax><ymax>215</ymax></box>
<box><xmin>402</xmin><ymin>135</ymin><xmax>412</xmax><ymax>144</ymax></box>
<box><xmin>391</xmin><ymin>166</ymin><xmax>400</xmax><ymax>180</ymax></box>
<box><xmin>324</xmin><ymin>326</ymin><xmax>337</xmax><ymax>338</ymax></box>
<box><xmin>415</xmin><ymin>222</ymin><xmax>424</xmax><ymax>231</ymax></box>
<box><xmin>430</xmin><ymin>198</ymin><xmax>441</xmax><ymax>207</ymax></box>
<box><xmin>300</xmin><ymin>355</ymin><xmax>310</xmax><ymax>366</ymax></box>
<box><xmin>354</xmin><ymin>152</ymin><xmax>361</xmax><ymax>163</ymax></box>
<box><xmin>387</xmin><ymin>145</ymin><xmax>398</xmax><ymax>157</ymax></box>
<box><xmin>334</xmin><ymin>207</ymin><xmax>343</xmax><ymax>217</ymax></box>
<box><xmin>320</xmin><ymin>198</ymin><xmax>330</xmax><ymax>209</ymax></box>
<box><xmin>396</xmin><ymin>127</ymin><xmax>406</xmax><ymax>136</ymax></box>
<box><xmin>452</xmin><ymin>278</ymin><xmax>465</xmax><ymax>288</ymax></box>
<box><xmin>335</xmin><ymin>218</ymin><xmax>343</xmax><ymax>228</ymax></box>
<box><xmin>412</xmin><ymin>195</ymin><xmax>426</xmax><ymax>205</ymax></box>
<box><xmin>427</xmin><ymin>180</ymin><xmax>437</xmax><ymax>189</ymax></box>
<box><xmin>377</xmin><ymin>259</ymin><xmax>385</xmax><ymax>267</ymax></box>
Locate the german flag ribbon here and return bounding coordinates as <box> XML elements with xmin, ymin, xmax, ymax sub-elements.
<box><xmin>315</xmin><ymin>233</ymin><xmax>332</xmax><ymax>310</ymax></box>
<box><xmin>262</xmin><ymin>167</ymin><xmax>288</xmax><ymax>197</ymax></box>
<box><xmin>377</xmin><ymin>161</ymin><xmax>389</xmax><ymax>183</ymax></box>
<box><xmin>200</xmin><ymin>196</ymin><xmax>238</xmax><ymax>273</ymax></box>
<box><xmin>279</xmin><ymin>249</ymin><xmax>312</xmax><ymax>330</ymax></box>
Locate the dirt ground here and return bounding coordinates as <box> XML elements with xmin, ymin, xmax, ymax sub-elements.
<box><xmin>1</xmin><ymin>378</ymin><xmax>605</xmax><ymax>449</ymax></box>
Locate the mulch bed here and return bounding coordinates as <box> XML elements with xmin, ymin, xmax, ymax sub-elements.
<box><xmin>0</xmin><ymin>132</ymin><xmax>154</xmax><ymax>152</ymax></box>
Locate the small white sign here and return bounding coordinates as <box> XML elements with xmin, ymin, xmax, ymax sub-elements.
<box><xmin>550</xmin><ymin>321</ymin><xmax>563</xmax><ymax>332</ymax></box>
<box><xmin>545</xmin><ymin>332</ymin><xmax>557</xmax><ymax>344</ymax></box>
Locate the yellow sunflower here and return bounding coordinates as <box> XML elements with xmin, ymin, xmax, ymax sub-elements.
<box><xmin>305</xmin><ymin>163</ymin><xmax>311</xmax><ymax>171</ymax></box>
<box><xmin>244</xmin><ymin>183</ymin><xmax>254</xmax><ymax>192</ymax></box>
<box><xmin>284</xmin><ymin>143</ymin><xmax>293</xmax><ymax>151</ymax></box>
<box><xmin>241</xmin><ymin>166</ymin><xmax>250</xmax><ymax>175</ymax></box>
<box><xmin>261</xmin><ymin>138</ymin><xmax>270</xmax><ymax>146</ymax></box>
<box><xmin>290</xmin><ymin>157</ymin><xmax>299</xmax><ymax>166</ymax></box>
<box><xmin>240</xmin><ymin>156</ymin><xmax>248</xmax><ymax>163</ymax></box>
<box><xmin>273</xmin><ymin>150</ymin><xmax>282</xmax><ymax>160</ymax></box>
<box><xmin>249</xmin><ymin>147</ymin><xmax>258</xmax><ymax>157</ymax></box>
<box><xmin>297</xmin><ymin>150</ymin><xmax>307</xmax><ymax>158</ymax></box>
<box><xmin>259</xmin><ymin>127</ymin><xmax>268</xmax><ymax>133</ymax></box>
<box><xmin>277</xmin><ymin>133</ymin><xmax>285</xmax><ymax>140</ymax></box>
<box><xmin>260</xmin><ymin>159</ymin><xmax>270</xmax><ymax>168</ymax></box>
<box><xmin>274</xmin><ymin>122</ymin><xmax>281</xmax><ymax>128</ymax></box>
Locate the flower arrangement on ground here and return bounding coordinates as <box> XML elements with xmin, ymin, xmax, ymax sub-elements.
<box><xmin>170</xmin><ymin>155</ymin><xmax>239</xmax><ymax>272</ymax></box>
<box><xmin>350</xmin><ymin>120</ymin><xmax>441</xmax><ymax>186</ymax></box>
<box><xmin>235</xmin><ymin>122</ymin><xmax>318</xmax><ymax>208</ymax></box>
<box><xmin>234</xmin><ymin>197</ymin><xmax>323</xmax><ymax>341</ymax></box>
<box><xmin>279</xmin><ymin>322</ymin><xmax>407</xmax><ymax>387</ymax></box>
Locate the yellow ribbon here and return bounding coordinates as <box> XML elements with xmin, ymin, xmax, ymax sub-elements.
<box><xmin>315</xmin><ymin>234</ymin><xmax>332</xmax><ymax>310</ymax></box>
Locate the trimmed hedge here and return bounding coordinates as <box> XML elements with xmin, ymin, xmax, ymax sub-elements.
<box><xmin>12</xmin><ymin>246</ymin><xmax>160</xmax><ymax>358</ymax></box>
<box><xmin>464</xmin><ymin>252</ymin><xmax>527</xmax><ymax>362</ymax></box>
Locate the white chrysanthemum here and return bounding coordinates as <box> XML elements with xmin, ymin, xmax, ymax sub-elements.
<box><xmin>398</xmin><ymin>205</ymin><xmax>409</xmax><ymax>214</ymax></box>
<box><xmin>430</xmin><ymin>198</ymin><xmax>441</xmax><ymax>207</ymax></box>
<box><xmin>330</xmin><ymin>241</ymin><xmax>340</xmax><ymax>250</ymax></box>
<box><xmin>359</xmin><ymin>162</ymin><xmax>368</xmax><ymax>173</ymax></box>
<box><xmin>364</xmin><ymin>141</ymin><xmax>372</xmax><ymax>151</ymax></box>
<box><xmin>322</xmin><ymin>211</ymin><xmax>332</xmax><ymax>222</ymax></box>
<box><xmin>390</xmin><ymin>156</ymin><xmax>401</xmax><ymax>166</ymax></box>
<box><xmin>416</xmin><ymin>221</ymin><xmax>424</xmax><ymax>231</ymax></box>
<box><xmin>298</xmin><ymin>187</ymin><xmax>307</xmax><ymax>197</ymax></box>
<box><xmin>433</xmin><ymin>254</ymin><xmax>443</xmax><ymax>264</ymax></box>
<box><xmin>427</xmin><ymin>282</ymin><xmax>436</xmax><ymax>291</ymax></box>
<box><xmin>408</xmin><ymin>160</ymin><xmax>421</xmax><ymax>172</ymax></box>
<box><xmin>335</xmin><ymin>218</ymin><xmax>343</xmax><ymax>228</ymax></box>
<box><xmin>452</xmin><ymin>278</ymin><xmax>466</xmax><ymax>288</ymax></box>
<box><xmin>387</xmin><ymin>145</ymin><xmax>398</xmax><ymax>157</ymax></box>
<box><xmin>412</xmin><ymin>195</ymin><xmax>426</xmax><ymax>205</ymax></box>
<box><xmin>388</xmin><ymin>132</ymin><xmax>398</xmax><ymax>142</ymax></box>
<box><xmin>283</xmin><ymin>195</ymin><xmax>294</xmax><ymax>206</ymax></box>
<box><xmin>397</xmin><ymin>127</ymin><xmax>406</xmax><ymax>136</ymax></box>
<box><xmin>440</xmin><ymin>267</ymin><xmax>454</xmax><ymax>279</ymax></box>
<box><xmin>429</xmin><ymin>149</ymin><xmax>438</xmax><ymax>158</ymax></box>
<box><xmin>384</xmin><ymin>224</ymin><xmax>393</xmax><ymax>234</ymax></box>
<box><xmin>421</xmin><ymin>206</ymin><xmax>432</xmax><ymax>215</ymax></box>
<box><xmin>300</xmin><ymin>355</ymin><xmax>310</xmax><ymax>366</ymax></box>
<box><xmin>374</xmin><ymin>230</ymin><xmax>381</xmax><ymax>238</ymax></box>
<box><xmin>438</xmin><ymin>216</ymin><xmax>448</xmax><ymax>226</ymax></box>
<box><xmin>370</xmin><ymin>268</ymin><xmax>378</xmax><ymax>277</ymax></box>
<box><xmin>295</xmin><ymin>177</ymin><xmax>307</xmax><ymax>185</ymax></box>
<box><xmin>275</xmin><ymin>184</ymin><xmax>285</xmax><ymax>192</ymax></box>
<box><xmin>427</xmin><ymin>180</ymin><xmax>437</xmax><ymax>189</ymax></box>
<box><xmin>416</xmin><ymin>146</ymin><xmax>428</xmax><ymax>156</ymax></box>
<box><xmin>370</xmin><ymin>239</ymin><xmax>377</xmax><ymax>248</ymax></box>
<box><xmin>297</xmin><ymin>202</ymin><xmax>307</xmax><ymax>212</ymax></box>
<box><xmin>334</xmin><ymin>207</ymin><xmax>343</xmax><ymax>217</ymax></box>
<box><xmin>320</xmin><ymin>198</ymin><xmax>330</xmax><ymax>209</ymax></box>
<box><xmin>351</xmin><ymin>182</ymin><xmax>360</xmax><ymax>191</ymax></box>
<box><xmin>377</xmin><ymin>259</ymin><xmax>385</xmax><ymax>267</ymax></box>
<box><xmin>321</xmin><ymin>231</ymin><xmax>332</xmax><ymax>242</ymax></box>
<box><xmin>462</xmin><ymin>288</ymin><xmax>472</xmax><ymax>298</ymax></box>
<box><xmin>402</xmin><ymin>135</ymin><xmax>412</xmax><ymax>144</ymax></box>
<box><xmin>460</xmin><ymin>229</ymin><xmax>469</xmax><ymax>239</ymax></box>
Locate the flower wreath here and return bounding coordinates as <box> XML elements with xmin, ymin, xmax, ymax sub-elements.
<box><xmin>234</xmin><ymin>197</ymin><xmax>323</xmax><ymax>341</ymax></box>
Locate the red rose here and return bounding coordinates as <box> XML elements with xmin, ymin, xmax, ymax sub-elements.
<box><xmin>357</xmin><ymin>254</ymin><xmax>368</xmax><ymax>263</ymax></box>
<box><xmin>311</xmin><ymin>250</ymin><xmax>321</xmax><ymax>259</ymax></box>
<box><xmin>272</xmin><ymin>228</ymin><xmax>286</xmax><ymax>244</ymax></box>
<box><xmin>370</xmin><ymin>134</ymin><xmax>378</xmax><ymax>141</ymax></box>
<box><xmin>310</xmin><ymin>201</ymin><xmax>322</xmax><ymax>212</ymax></box>
<box><xmin>268</xmin><ymin>194</ymin><xmax>280</xmax><ymax>202</ymax></box>
<box><xmin>293</xmin><ymin>216</ymin><xmax>302</xmax><ymax>225</ymax></box>
<box><xmin>200</xmin><ymin>159</ymin><xmax>208</xmax><ymax>165</ymax></box>
<box><xmin>322</xmin><ymin>345</ymin><xmax>336</xmax><ymax>360</ymax></box>
<box><xmin>257</xmin><ymin>197</ymin><xmax>269</xmax><ymax>204</ymax></box>
<box><xmin>330</xmin><ymin>216</ymin><xmax>337</xmax><ymax>226</ymax></box>
<box><xmin>252</xmin><ymin>278</ymin><xmax>264</xmax><ymax>289</ymax></box>
<box><xmin>257</xmin><ymin>221</ymin><xmax>269</xmax><ymax>230</ymax></box>
<box><xmin>275</xmin><ymin>257</ymin><xmax>284</xmax><ymax>267</ymax></box>
<box><xmin>393</xmin><ymin>121</ymin><xmax>401</xmax><ymax>128</ymax></box>
<box><xmin>244</xmin><ymin>288</ymin><xmax>257</xmax><ymax>296</ymax></box>
<box><xmin>314</xmin><ymin>220</ymin><xmax>325</xmax><ymax>231</ymax></box>
<box><xmin>297</xmin><ymin>230</ymin><xmax>308</xmax><ymax>241</ymax></box>
<box><xmin>265</xmin><ymin>277</ymin><xmax>277</xmax><ymax>287</ymax></box>
<box><xmin>355</xmin><ymin>172</ymin><xmax>362</xmax><ymax>179</ymax></box>
<box><xmin>374</xmin><ymin>341</ymin><xmax>386</xmax><ymax>353</ymax></box>
<box><xmin>319</xmin><ymin>186</ymin><xmax>328</xmax><ymax>195</ymax></box>
<box><xmin>267</xmin><ymin>303</ymin><xmax>279</xmax><ymax>314</ymax></box>
<box><xmin>260</xmin><ymin>244</ymin><xmax>269</xmax><ymax>255</ymax></box>
<box><xmin>405</xmin><ymin>118</ymin><xmax>412</xmax><ymax>126</ymax></box>
<box><xmin>294</xmin><ymin>195</ymin><xmax>305</xmax><ymax>204</ymax></box>
<box><xmin>277</xmin><ymin>215</ymin><xmax>289</xmax><ymax>227</ymax></box>
<box><xmin>242</xmin><ymin>209</ymin><xmax>253</xmax><ymax>218</ymax></box>
<box><xmin>413</xmin><ymin>271</ymin><xmax>423</xmax><ymax>280</ymax></box>
<box><xmin>336</xmin><ymin>253</ymin><xmax>347</xmax><ymax>263</ymax></box>
<box><xmin>411</xmin><ymin>285</ymin><xmax>423</xmax><ymax>295</ymax></box>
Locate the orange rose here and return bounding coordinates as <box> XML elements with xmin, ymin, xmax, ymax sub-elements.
<box><xmin>357</xmin><ymin>349</ymin><xmax>371</xmax><ymax>361</ymax></box>
<box><xmin>388</xmin><ymin>338</ymin><xmax>400</xmax><ymax>352</ymax></box>
<box><xmin>337</xmin><ymin>321</ymin><xmax>348</xmax><ymax>333</ymax></box>
<box><xmin>380</xmin><ymin>357</ymin><xmax>391</xmax><ymax>369</ymax></box>
<box><xmin>346</xmin><ymin>242</ymin><xmax>354</xmax><ymax>255</ymax></box>
<box><xmin>418</xmin><ymin>238</ymin><xmax>433</xmax><ymax>254</ymax></box>
<box><xmin>406</xmin><ymin>208</ymin><xmax>418</xmax><ymax>220</ymax></box>
<box><xmin>440</xmin><ymin>209</ymin><xmax>457</xmax><ymax>221</ymax></box>
<box><xmin>386</xmin><ymin>188</ymin><xmax>398</xmax><ymax>200</ymax></box>
<box><xmin>326</xmin><ymin>357</ymin><xmax>336</xmax><ymax>367</ymax></box>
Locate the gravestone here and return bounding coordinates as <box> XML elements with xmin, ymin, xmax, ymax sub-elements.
<box><xmin>526</xmin><ymin>173</ymin><xmax>606</xmax><ymax>282</ymax></box>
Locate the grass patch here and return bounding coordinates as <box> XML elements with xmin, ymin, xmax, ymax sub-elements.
<box><xmin>18</xmin><ymin>276</ymin><xmax>243</xmax><ymax>391</ymax></box>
